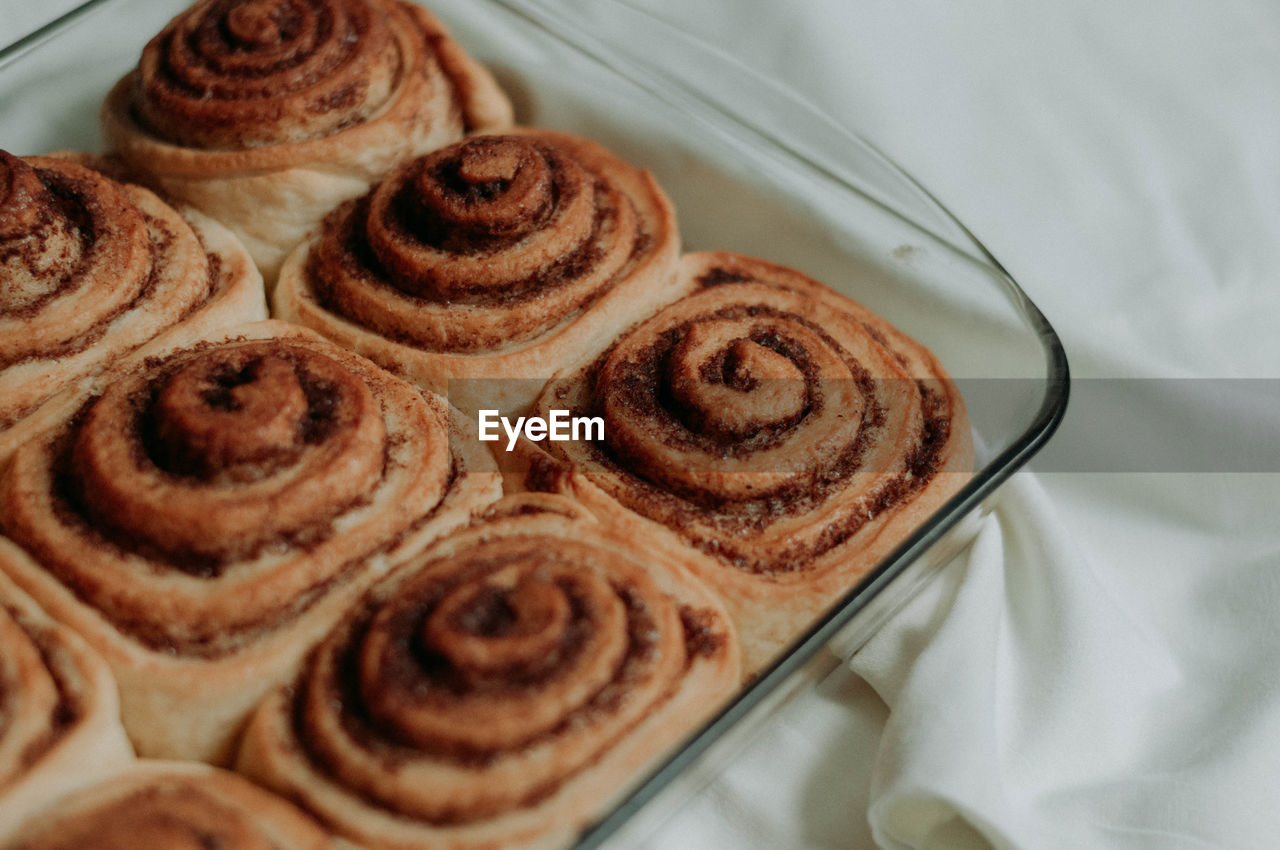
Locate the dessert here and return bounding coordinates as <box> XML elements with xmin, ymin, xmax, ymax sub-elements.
<box><xmin>3</xmin><ymin>760</ymin><xmax>335</xmax><ymax>849</ymax></box>
<box><xmin>0</xmin><ymin>151</ymin><xmax>265</xmax><ymax>463</ymax></box>
<box><xmin>239</xmin><ymin>492</ymin><xmax>740</xmax><ymax>849</ymax></box>
<box><xmin>0</xmin><ymin>4</ymin><xmax>988</xmax><ymax>840</ymax></box>
<box><xmin>101</xmin><ymin>0</ymin><xmax>514</xmax><ymax>282</ymax></box>
<box><xmin>0</xmin><ymin>570</ymin><xmax>133</xmax><ymax>846</ymax></box>
<box><xmin>0</xmin><ymin>321</ymin><xmax>501</xmax><ymax>763</ymax></box>
<box><xmin>524</xmin><ymin>251</ymin><xmax>973</xmax><ymax>672</ymax></box>
<box><xmin>274</xmin><ymin>128</ymin><xmax>682</xmax><ymax>413</ymax></box>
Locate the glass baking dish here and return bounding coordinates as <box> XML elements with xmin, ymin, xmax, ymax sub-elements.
<box><xmin>0</xmin><ymin>0</ymin><xmax>1068</xmax><ymax>846</ymax></box>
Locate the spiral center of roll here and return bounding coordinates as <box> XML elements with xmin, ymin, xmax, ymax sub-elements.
<box><xmin>153</xmin><ymin>354</ymin><xmax>311</xmax><ymax>482</ymax></box>
<box><xmin>66</xmin><ymin>339</ymin><xmax>395</xmax><ymax>568</ymax></box>
<box><xmin>457</xmin><ymin>142</ymin><xmax>520</xmax><ymax>185</ymax></box>
<box><xmin>424</xmin><ymin>572</ymin><xmax>571</xmax><ymax>674</ymax></box>
<box><xmin>355</xmin><ymin>547</ymin><xmax>633</xmax><ymax>755</ymax></box>
<box><xmin>723</xmin><ymin>338</ymin><xmax>804</xmax><ymax>389</ymax></box>
<box><xmin>227</xmin><ymin>0</ymin><xmax>284</xmax><ymax>46</ymax></box>
<box><xmin>669</xmin><ymin>326</ymin><xmax>809</xmax><ymax>438</ymax></box>
<box><xmin>411</xmin><ymin>137</ymin><xmax>556</xmax><ymax>243</ymax></box>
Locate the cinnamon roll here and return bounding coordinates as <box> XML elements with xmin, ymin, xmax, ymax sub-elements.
<box><xmin>101</xmin><ymin>0</ymin><xmax>513</xmax><ymax>283</ymax></box>
<box><xmin>0</xmin><ymin>151</ymin><xmax>265</xmax><ymax>463</ymax></box>
<box><xmin>0</xmin><ymin>321</ymin><xmax>501</xmax><ymax>764</ymax></box>
<box><xmin>0</xmin><ymin>570</ymin><xmax>134</xmax><ymax>846</ymax></box>
<box><xmin>4</xmin><ymin>761</ymin><xmax>334</xmax><ymax>849</ymax></box>
<box><xmin>274</xmin><ymin>128</ymin><xmax>682</xmax><ymax>414</ymax></box>
<box><xmin>239</xmin><ymin>492</ymin><xmax>740</xmax><ymax>849</ymax></box>
<box><xmin>524</xmin><ymin>251</ymin><xmax>973</xmax><ymax>673</ymax></box>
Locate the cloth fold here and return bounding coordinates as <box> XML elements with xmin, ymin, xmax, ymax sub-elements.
<box><xmin>853</xmin><ymin>473</ymin><xmax>1185</xmax><ymax>850</ymax></box>
<box><xmin>858</xmin><ymin>468</ymin><xmax>1280</xmax><ymax>850</ymax></box>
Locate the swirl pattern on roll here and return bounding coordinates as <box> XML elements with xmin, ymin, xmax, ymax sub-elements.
<box><xmin>0</xmin><ymin>583</ymin><xmax>88</xmax><ymax>793</ymax></box>
<box><xmin>102</xmin><ymin>0</ymin><xmax>512</xmax><ymax>282</ymax></box>
<box><xmin>0</xmin><ymin>321</ymin><xmax>500</xmax><ymax>761</ymax></box>
<box><xmin>0</xmin><ymin>570</ymin><xmax>132</xmax><ymax>845</ymax></box>
<box><xmin>0</xmin><ymin>151</ymin><xmax>263</xmax><ymax>449</ymax></box>
<box><xmin>5</xmin><ymin>762</ymin><xmax>334</xmax><ymax>850</ymax></box>
<box><xmin>133</xmin><ymin>0</ymin><xmax>478</xmax><ymax>149</ymax></box>
<box><xmin>275</xmin><ymin>129</ymin><xmax>681</xmax><ymax>411</ymax></box>
<box><xmin>239</xmin><ymin>493</ymin><xmax>739</xmax><ymax>849</ymax></box>
<box><xmin>527</xmin><ymin>252</ymin><xmax>972</xmax><ymax>671</ymax></box>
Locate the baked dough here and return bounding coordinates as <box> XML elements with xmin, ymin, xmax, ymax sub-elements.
<box><xmin>4</xmin><ymin>760</ymin><xmax>334</xmax><ymax>849</ymax></box>
<box><xmin>523</xmin><ymin>251</ymin><xmax>973</xmax><ymax>673</ymax></box>
<box><xmin>101</xmin><ymin>0</ymin><xmax>514</xmax><ymax>283</ymax></box>
<box><xmin>0</xmin><ymin>151</ymin><xmax>265</xmax><ymax>464</ymax></box>
<box><xmin>274</xmin><ymin>128</ymin><xmax>682</xmax><ymax>415</ymax></box>
<box><xmin>239</xmin><ymin>492</ymin><xmax>740</xmax><ymax>849</ymax></box>
<box><xmin>0</xmin><ymin>570</ymin><xmax>134</xmax><ymax>846</ymax></box>
<box><xmin>0</xmin><ymin>320</ymin><xmax>501</xmax><ymax>764</ymax></box>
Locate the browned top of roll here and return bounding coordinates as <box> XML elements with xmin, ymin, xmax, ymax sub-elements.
<box><xmin>0</xmin><ymin>326</ymin><xmax>458</xmax><ymax>657</ymax></box>
<box><xmin>0</xmin><ymin>592</ymin><xmax>83</xmax><ymax>793</ymax></box>
<box><xmin>304</xmin><ymin>129</ymin><xmax>675</xmax><ymax>353</ymax></box>
<box><xmin>0</xmin><ymin>151</ymin><xmax>233</xmax><ymax>430</ymax></box>
<box><xmin>7</xmin><ymin>763</ymin><xmax>334</xmax><ymax>849</ymax></box>
<box><xmin>533</xmin><ymin>251</ymin><xmax>972</xmax><ymax>575</ymax></box>
<box><xmin>0</xmin><ymin>150</ymin><xmax>151</xmax><ymax>368</ymax></box>
<box><xmin>129</xmin><ymin>0</ymin><xmax>479</xmax><ymax>150</ymax></box>
<box><xmin>246</xmin><ymin>494</ymin><xmax>738</xmax><ymax>840</ymax></box>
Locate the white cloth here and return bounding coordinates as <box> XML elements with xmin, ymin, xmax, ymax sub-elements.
<box><xmin>624</xmin><ymin>0</ymin><xmax>1280</xmax><ymax>848</ymax></box>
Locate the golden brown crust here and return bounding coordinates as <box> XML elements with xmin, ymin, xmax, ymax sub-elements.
<box><xmin>0</xmin><ymin>570</ymin><xmax>134</xmax><ymax>846</ymax></box>
<box><xmin>274</xmin><ymin>128</ymin><xmax>682</xmax><ymax>414</ymax></box>
<box><xmin>238</xmin><ymin>493</ymin><xmax>740</xmax><ymax>849</ymax></box>
<box><xmin>0</xmin><ymin>321</ymin><xmax>501</xmax><ymax>763</ymax></box>
<box><xmin>5</xmin><ymin>761</ymin><xmax>335</xmax><ymax>849</ymax></box>
<box><xmin>101</xmin><ymin>0</ymin><xmax>514</xmax><ymax>282</ymax></box>
<box><xmin>0</xmin><ymin>151</ymin><xmax>266</xmax><ymax>464</ymax></box>
<box><xmin>524</xmin><ymin>251</ymin><xmax>974</xmax><ymax>673</ymax></box>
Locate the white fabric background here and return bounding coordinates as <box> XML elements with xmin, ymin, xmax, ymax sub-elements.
<box><xmin>3</xmin><ymin>1</ymin><xmax>1278</xmax><ymax>848</ymax></box>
